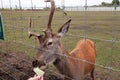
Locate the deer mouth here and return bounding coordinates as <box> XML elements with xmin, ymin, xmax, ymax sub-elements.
<box><xmin>32</xmin><ymin>60</ymin><xmax>47</xmax><ymax>70</ymax></box>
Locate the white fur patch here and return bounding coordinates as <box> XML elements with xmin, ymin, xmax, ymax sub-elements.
<box><xmin>48</xmin><ymin>38</ymin><xmax>53</xmax><ymax>42</ymax></box>
<box><xmin>57</xmin><ymin>33</ymin><xmax>63</xmax><ymax>37</ymax></box>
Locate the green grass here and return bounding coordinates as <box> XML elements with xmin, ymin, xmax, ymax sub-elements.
<box><xmin>0</xmin><ymin>10</ymin><xmax>120</xmax><ymax>75</ymax></box>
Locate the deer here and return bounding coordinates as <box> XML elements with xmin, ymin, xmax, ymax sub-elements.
<box><xmin>28</xmin><ymin>0</ymin><xmax>96</xmax><ymax>80</ymax></box>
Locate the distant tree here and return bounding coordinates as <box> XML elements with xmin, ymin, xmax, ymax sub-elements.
<box><xmin>102</xmin><ymin>2</ymin><xmax>107</xmax><ymax>6</ymax></box>
<box><xmin>112</xmin><ymin>0</ymin><xmax>119</xmax><ymax>5</ymax></box>
<box><xmin>101</xmin><ymin>2</ymin><xmax>112</xmax><ymax>6</ymax></box>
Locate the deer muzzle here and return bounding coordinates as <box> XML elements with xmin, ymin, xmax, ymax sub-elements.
<box><xmin>32</xmin><ymin>60</ymin><xmax>47</xmax><ymax>70</ymax></box>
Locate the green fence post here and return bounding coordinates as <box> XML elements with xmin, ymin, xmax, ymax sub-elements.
<box><xmin>0</xmin><ymin>13</ymin><xmax>4</xmax><ymax>40</ymax></box>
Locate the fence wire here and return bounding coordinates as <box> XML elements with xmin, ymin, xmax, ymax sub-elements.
<box><xmin>2</xmin><ymin>38</ymin><xmax>120</xmax><ymax>72</ymax></box>
<box><xmin>0</xmin><ymin>0</ymin><xmax>120</xmax><ymax>80</ymax></box>
<box><xmin>0</xmin><ymin>39</ymin><xmax>120</xmax><ymax>80</ymax></box>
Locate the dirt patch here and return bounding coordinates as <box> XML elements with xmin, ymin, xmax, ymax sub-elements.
<box><xmin>0</xmin><ymin>52</ymin><xmax>33</xmax><ymax>80</ymax></box>
<box><xmin>0</xmin><ymin>52</ymin><xmax>119</xmax><ymax>80</ymax></box>
<box><xmin>0</xmin><ymin>52</ymin><xmax>64</xmax><ymax>80</ymax></box>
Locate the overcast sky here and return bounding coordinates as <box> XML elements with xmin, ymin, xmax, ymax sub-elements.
<box><xmin>0</xmin><ymin>0</ymin><xmax>113</xmax><ymax>9</ymax></box>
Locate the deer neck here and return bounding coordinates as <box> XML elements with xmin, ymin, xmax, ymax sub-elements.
<box><xmin>53</xmin><ymin>44</ymin><xmax>72</xmax><ymax>78</ymax></box>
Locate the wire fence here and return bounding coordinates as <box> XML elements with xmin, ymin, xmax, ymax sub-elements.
<box><xmin>0</xmin><ymin>0</ymin><xmax>120</xmax><ymax>80</ymax></box>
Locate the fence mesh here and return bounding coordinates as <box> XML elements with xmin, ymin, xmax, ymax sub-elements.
<box><xmin>0</xmin><ymin>0</ymin><xmax>120</xmax><ymax>80</ymax></box>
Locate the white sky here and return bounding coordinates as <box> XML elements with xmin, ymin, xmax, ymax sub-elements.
<box><xmin>0</xmin><ymin>0</ymin><xmax>113</xmax><ymax>8</ymax></box>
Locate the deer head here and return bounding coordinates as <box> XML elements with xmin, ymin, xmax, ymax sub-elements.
<box><xmin>28</xmin><ymin>0</ymin><xmax>71</xmax><ymax>69</ymax></box>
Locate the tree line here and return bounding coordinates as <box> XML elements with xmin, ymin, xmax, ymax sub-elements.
<box><xmin>101</xmin><ymin>0</ymin><xmax>120</xmax><ymax>6</ymax></box>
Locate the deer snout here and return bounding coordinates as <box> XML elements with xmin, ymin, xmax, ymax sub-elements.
<box><xmin>32</xmin><ymin>60</ymin><xmax>47</xmax><ymax>70</ymax></box>
<box><xmin>32</xmin><ymin>60</ymin><xmax>38</xmax><ymax>67</ymax></box>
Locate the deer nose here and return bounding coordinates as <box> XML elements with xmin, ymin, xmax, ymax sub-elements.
<box><xmin>32</xmin><ymin>60</ymin><xmax>46</xmax><ymax>68</ymax></box>
<box><xmin>32</xmin><ymin>60</ymin><xmax>38</xmax><ymax>67</ymax></box>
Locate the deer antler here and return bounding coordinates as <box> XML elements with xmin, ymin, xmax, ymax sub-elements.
<box><xmin>45</xmin><ymin>0</ymin><xmax>55</xmax><ymax>31</ymax></box>
<box><xmin>28</xmin><ymin>0</ymin><xmax>55</xmax><ymax>39</ymax></box>
<box><xmin>28</xmin><ymin>16</ymin><xmax>40</xmax><ymax>38</ymax></box>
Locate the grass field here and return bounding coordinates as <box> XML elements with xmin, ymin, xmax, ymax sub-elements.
<box><xmin>0</xmin><ymin>10</ymin><xmax>120</xmax><ymax>79</ymax></box>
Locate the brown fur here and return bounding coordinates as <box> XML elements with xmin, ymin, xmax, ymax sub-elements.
<box><xmin>29</xmin><ymin>0</ymin><xmax>96</xmax><ymax>80</ymax></box>
<box><xmin>54</xmin><ymin>39</ymin><xmax>96</xmax><ymax>80</ymax></box>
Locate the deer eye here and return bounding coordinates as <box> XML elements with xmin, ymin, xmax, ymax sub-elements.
<box><xmin>48</xmin><ymin>42</ymin><xmax>53</xmax><ymax>46</ymax></box>
<box><xmin>47</xmin><ymin>38</ymin><xmax>53</xmax><ymax>46</ymax></box>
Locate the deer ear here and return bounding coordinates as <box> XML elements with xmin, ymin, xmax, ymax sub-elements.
<box><xmin>57</xmin><ymin>19</ymin><xmax>71</xmax><ymax>37</ymax></box>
